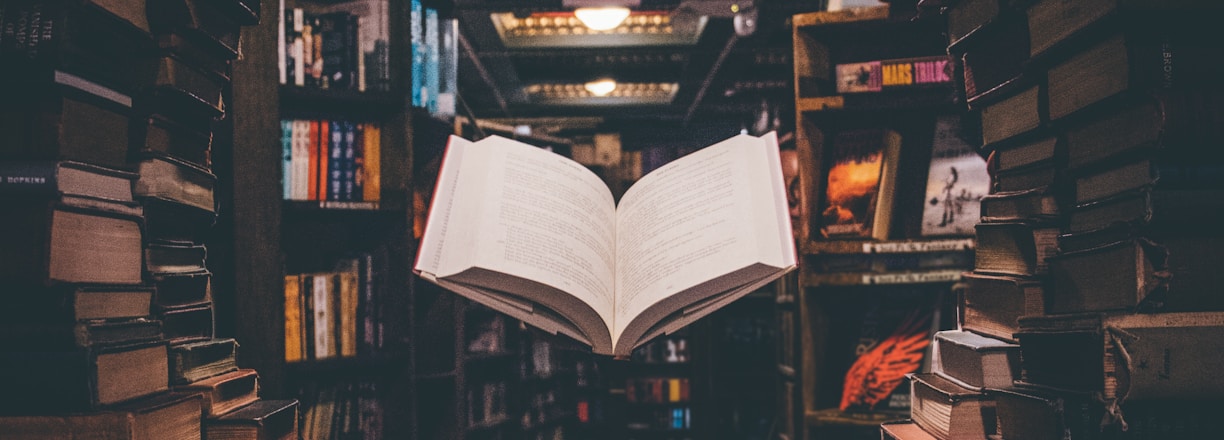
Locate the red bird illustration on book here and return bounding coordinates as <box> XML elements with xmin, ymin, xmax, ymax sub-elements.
<box><xmin>839</xmin><ymin>310</ymin><xmax>931</xmax><ymax>411</ymax></box>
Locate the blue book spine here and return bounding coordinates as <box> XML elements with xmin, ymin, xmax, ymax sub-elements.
<box><xmin>281</xmin><ymin>119</ymin><xmax>294</xmax><ymax>200</ymax></box>
<box><xmin>410</xmin><ymin>0</ymin><xmax>424</xmax><ymax>108</ymax></box>
<box><xmin>425</xmin><ymin>7</ymin><xmax>439</xmax><ymax>114</ymax></box>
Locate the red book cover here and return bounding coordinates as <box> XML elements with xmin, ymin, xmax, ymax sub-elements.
<box><xmin>317</xmin><ymin>120</ymin><xmax>330</xmax><ymax>201</ymax></box>
<box><xmin>307</xmin><ymin>121</ymin><xmax>319</xmax><ymax>201</ymax></box>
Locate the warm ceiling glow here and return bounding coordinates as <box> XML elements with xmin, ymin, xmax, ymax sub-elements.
<box><xmin>584</xmin><ymin>79</ymin><xmax>617</xmax><ymax>96</ymax></box>
<box><xmin>573</xmin><ymin>7</ymin><xmax>631</xmax><ymax>30</ymax></box>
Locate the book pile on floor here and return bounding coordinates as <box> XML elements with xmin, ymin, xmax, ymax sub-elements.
<box><xmin>0</xmin><ymin>1</ymin><xmax>298</xmax><ymax>438</ymax></box>
<box><xmin>883</xmin><ymin>0</ymin><xmax>1224</xmax><ymax>439</ymax></box>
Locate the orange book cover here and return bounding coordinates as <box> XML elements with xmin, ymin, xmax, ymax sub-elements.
<box><xmin>819</xmin><ymin>128</ymin><xmax>902</xmax><ymax>240</ymax></box>
<box><xmin>362</xmin><ymin>123</ymin><xmax>381</xmax><ymax>202</ymax></box>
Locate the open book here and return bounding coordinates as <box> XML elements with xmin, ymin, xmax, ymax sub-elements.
<box><xmin>414</xmin><ymin>132</ymin><xmax>796</xmax><ymax>358</ymax></box>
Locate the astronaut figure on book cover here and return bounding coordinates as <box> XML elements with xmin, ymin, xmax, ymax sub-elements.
<box><xmin>921</xmin><ymin>115</ymin><xmax>989</xmax><ymax>237</ymax></box>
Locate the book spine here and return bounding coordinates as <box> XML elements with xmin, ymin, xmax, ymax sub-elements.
<box><xmin>362</xmin><ymin>124</ymin><xmax>380</xmax><ymax>202</ymax></box>
<box><xmin>282</xmin><ymin>119</ymin><xmax>293</xmax><ymax>200</ymax></box>
<box><xmin>328</xmin><ymin>120</ymin><xmax>343</xmax><ymax>201</ymax></box>
<box><xmin>307</xmin><ymin>120</ymin><xmax>319</xmax><ymax>201</ymax></box>
<box><xmin>352</xmin><ymin>123</ymin><xmax>365</xmax><ymax>201</ymax></box>
<box><xmin>0</xmin><ymin>161</ymin><xmax>58</xmax><ymax>196</ymax></box>
<box><xmin>410</xmin><ymin>0</ymin><xmax>423</xmax><ymax>107</ymax></box>
<box><xmin>342</xmin><ymin>121</ymin><xmax>355</xmax><ymax>201</ymax></box>
<box><xmin>425</xmin><ymin>7</ymin><xmax>439</xmax><ymax>113</ymax></box>
<box><xmin>285</xmin><ymin>274</ymin><xmax>303</xmax><ymax>363</ymax></box>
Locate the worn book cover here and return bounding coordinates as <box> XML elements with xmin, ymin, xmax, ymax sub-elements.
<box><xmin>0</xmin><ymin>391</ymin><xmax>203</xmax><ymax>440</ymax></box>
<box><xmin>921</xmin><ymin>115</ymin><xmax>989</xmax><ymax>237</ymax></box>
<box><xmin>819</xmin><ymin>128</ymin><xmax>902</xmax><ymax>240</ymax></box>
<box><xmin>207</xmin><ymin>398</ymin><xmax>300</xmax><ymax>440</ymax></box>
<box><xmin>930</xmin><ymin>330</ymin><xmax>1019</xmax><ymax>391</ymax></box>
<box><xmin>908</xmin><ymin>372</ymin><xmax>996</xmax><ymax>440</ymax></box>
<box><xmin>0</xmin><ymin>341</ymin><xmax>170</xmax><ymax>412</ymax></box>
<box><xmin>1016</xmin><ymin>312</ymin><xmax>1224</xmax><ymax>403</ymax></box>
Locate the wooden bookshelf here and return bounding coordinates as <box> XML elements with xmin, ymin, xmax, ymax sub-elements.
<box><xmin>220</xmin><ymin>0</ymin><xmax>420</xmax><ymax>437</ymax></box>
<box><xmin>786</xmin><ymin>3</ymin><xmax>970</xmax><ymax>439</ymax></box>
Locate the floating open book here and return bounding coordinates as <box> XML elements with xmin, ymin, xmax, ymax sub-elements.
<box><xmin>415</xmin><ymin>132</ymin><xmax>796</xmax><ymax>358</ymax></box>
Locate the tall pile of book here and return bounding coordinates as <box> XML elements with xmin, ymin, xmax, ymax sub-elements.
<box><xmin>0</xmin><ymin>1</ymin><xmax>299</xmax><ymax>438</ymax></box>
<box><xmin>883</xmin><ymin>0</ymin><xmax>1224</xmax><ymax>439</ymax></box>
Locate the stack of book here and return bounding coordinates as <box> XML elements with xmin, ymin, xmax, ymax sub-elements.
<box><xmin>884</xmin><ymin>0</ymin><xmax>1224</xmax><ymax>438</ymax></box>
<box><xmin>0</xmin><ymin>1</ymin><xmax>298</xmax><ymax>438</ymax></box>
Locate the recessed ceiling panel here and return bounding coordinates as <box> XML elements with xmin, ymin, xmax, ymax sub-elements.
<box><xmin>490</xmin><ymin>11</ymin><xmax>707</xmax><ymax>48</ymax></box>
<box><xmin>526</xmin><ymin>82</ymin><xmax>679</xmax><ymax>105</ymax></box>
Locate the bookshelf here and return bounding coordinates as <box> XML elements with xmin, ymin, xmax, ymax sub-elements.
<box><xmin>787</xmin><ymin>3</ymin><xmax>973</xmax><ymax>439</ymax></box>
<box><xmin>219</xmin><ymin>0</ymin><xmax>426</xmax><ymax>437</ymax></box>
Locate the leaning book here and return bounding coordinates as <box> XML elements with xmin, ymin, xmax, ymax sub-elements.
<box><xmin>415</xmin><ymin>133</ymin><xmax>796</xmax><ymax>358</ymax></box>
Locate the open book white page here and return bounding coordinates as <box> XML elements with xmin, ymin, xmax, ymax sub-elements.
<box><xmin>426</xmin><ymin>135</ymin><xmax>618</xmax><ymax>342</ymax></box>
<box><xmin>416</xmin><ymin>132</ymin><xmax>795</xmax><ymax>356</ymax></box>
<box><xmin>613</xmin><ymin>132</ymin><xmax>795</xmax><ymax>344</ymax></box>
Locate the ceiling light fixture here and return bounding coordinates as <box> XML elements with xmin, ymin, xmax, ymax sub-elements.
<box><xmin>584</xmin><ymin>79</ymin><xmax>618</xmax><ymax>96</ymax></box>
<box><xmin>573</xmin><ymin>7</ymin><xmax>631</xmax><ymax>30</ymax></box>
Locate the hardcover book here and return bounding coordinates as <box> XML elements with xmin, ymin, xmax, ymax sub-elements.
<box><xmin>177</xmin><ymin>368</ymin><xmax>258</xmax><ymax>417</ymax></box>
<box><xmin>415</xmin><ymin>133</ymin><xmax>796</xmax><ymax>358</ymax></box>
<box><xmin>978</xmin><ymin>186</ymin><xmax>1060</xmax><ymax>224</ymax></box>
<box><xmin>959</xmin><ymin>271</ymin><xmax>1044</xmax><ymax>342</ymax></box>
<box><xmin>0</xmin><ymin>341</ymin><xmax>169</xmax><ymax>412</ymax></box>
<box><xmin>3</xmin><ymin>284</ymin><xmax>155</xmax><ymax>322</ymax></box>
<box><xmin>958</xmin><ymin>13</ymin><xmax>1029</xmax><ymax>104</ymax></box>
<box><xmin>159</xmin><ymin>301</ymin><xmax>215</xmax><ymax>345</ymax></box>
<box><xmin>1015</xmin><ymin>311</ymin><xmax>1224</xmax><ymax>402</ymax></box>
<box><xmin>1063</xmin><ymin>91</ymin><xmax>1224</xmax><ymax>171</ymax></box>
<box><xmin>169</xmin><ymin>337</ymin><xmax>238</xmax><ymax>385</ymax></box>
<box><xmin>0</xmin><ymin>160</ymin><xmax>142</xmax><ymax>216</ymax></box>
<box><xmin>973</xmin><ymin>221</ymin><xmax>1059</xmax><ymax>277</ymax></box>
<box><xmin>817</xmin><ymin>128</ymin><xmax>902</xmax><ymax>241</ymax></box>
<box><xmin>989</xmin><ymin>136</ymin><xmax>1059</xmax><ymax>175</ymax></box>
<box><xmin>0</xmin><ymin>318</ymin><xmax>163</xmax><ymax>349</ymax></box>
<box><xmin>978</xmin><ymin>85</ymin><xmax>1040</xmax><ymax>147</ymax></box>
<box><xmin>920</xmin><ymin>115</ymin><xmax>989</xmax><ymax>237</ymax></box>
<box><xmin>1048</xmin><ymin>235</ymin><xmax>1224</xmax><ymax>313</ymax></box>
<box><xmin>0</xmin><ymin>391</ymin><xmax>203</xmax><ymax>440</ymax></box>
<box><xmin>1</xmin><ymin>71</ymin><xmax>135</xmax><ymax>171</ymax></box>
<box><xmin>142</xmin><ymin>195</ymin><xmax>218</xmax><ymax>244</ymax></box>
<box><xmin>152</xmin><ymin>270</ymin><xmax>212</xmax><ymax>308</ymax></box>
<box><xmin>1046</xmin><ymin>28</ymin><xmax>1224</xmax><ymax>121</ymax></box>
<box><xmin>993</xmin><ymin>387</ymin><xmax>1222</xmax><ymax>439</ymax></box>
<box><xmin>133</xmin><ymin>153</ymin><xmax>217</xmax><ymax>214</ymax></box>
<box><xmin>908</xmin><ymin>373</ymin><xmax>996</xmax><ymax>440</ymax></box>
<box><xmin>206</xmin><ymin>399</ymin><xmax>299</xmax><ymax>440</ymax></box>
<box><xmin>135</xmin><ymin>113</ymin><xmax>214</xmax><ymax>170</ymax></box>
<box><xmin>930</xmin><ymin>330</ymin><xmax>1019</xmax><ymax>391</ymax></box>
<box><xmin>0</xmin><ymin>200</ymin><xmax>144</xmax><ymax>285</ymax></box>
<box><xmin>880</xmin><ymin>420</ymin><xmax>939</xmax><ymax>440</ymax></box>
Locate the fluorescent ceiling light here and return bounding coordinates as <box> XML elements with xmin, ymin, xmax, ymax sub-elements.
<box><xmin>574</xmin><ymin>7</ymin><xmax>631</xmax><ymax>30</ymax></box>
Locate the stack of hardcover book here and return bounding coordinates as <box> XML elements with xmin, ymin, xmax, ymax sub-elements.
<box><xmin>885</xmin><ymin>0</ymin><xmax>1224</xmax><ymax>438</ymax></box>
<box><xmin>0</xmin><ymin>1</ymin><xmax>297</xmax><ymax>438</ymax></box>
